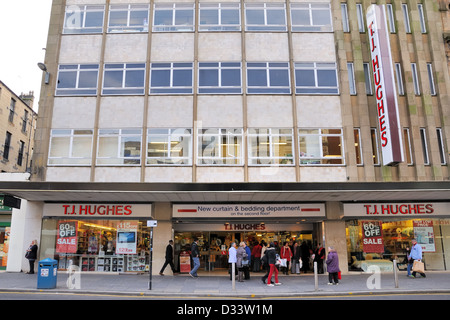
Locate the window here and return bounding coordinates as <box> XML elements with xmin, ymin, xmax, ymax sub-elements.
<box><xmin>198</xmin><ymin>62</ymin><xmax>241</xmax><ymax>94</ymax></box>
<box><xmin>22</xmin><ymin>110</ymin><xmax>29</xmax><ymax>133</ymax></box>
<box><xmin>402</xmin><ymin>4</ymin><xmax>411</xmax><ymax>33</ymax></box>
<box><xmin>48</xmin><ymin>129</ymin><xmax>94</xmax><ymax>165</ymax></box>
<box><xmin>56</xmin><ymin>64</ymin><xmax>99</xmax><ymax>96</ymax></box>
<box><xmin>8</xmin><ymin>99</ymin><xmax>15</xmax><ymax>123</ymax></box>
<box><xmin>153</xmin><ymin>3</ymin><xmax>195</xmax><ymax>32</ymax></box>
<box><xmin>198</xmin><ymin>128</ymin><xmax>243</xmax><ymax>165</ymax></box>
<box><xmin>248</xmin><ymin>128</ymin><xmax>294</xmax><ymax>165</ymax></box>
<box><xmin>299</xmin><ymin>129</ymin><xmax>344</xmax><ymax>165</ymax></box>
<box><xmin>395</xmin><ymin>63</ymin><xmax>405</xmax><ymax>95</ymax></box>
<box><xmin>427</xmin><ymin>63</ymin><xmax>436</xmax><ymax>96</ymax></box>
<box><xmin>102</xmin><ymin>63</ymin><xmax>146</xmax><ymax>95</ymax></box>
<box><xmin>199</xmin><ymin>3</ymin><xmax>241</xmax><ymax>31</ymax></box>
<box><xmin>108</xmin><ymin>4</ymin><xmax>149</xmax><ymax>33</ymax></box>
<box><xmin>245</xmin><ymin>3</ymin><xmax>287</xmax><ymax>31</ymax></box>
<box><xmin>418</xmin><ymin>4</ymin><xmax>426</xmax><ymax>33</ymax></box>
<box><xmin>97</xmin><ymin>129</ymin><xmax>142</xmax><ymax>165</ymax></box>
<box><xmin>356</xmin><ymin>4</ymin><xmax>365</xmax><ymax>33</ymax></box>
<box><xmin>347</xmin><ymin>63</ymin><xmax>356</xmax><ymax>95</ymax></box>
<box><xmin>437</xmin><ymin>128</ymin><xmax>446</xmax><ymax>165</ymax></box>
<box><xmin>17</xmin><ymin>141</ymin><xmax>25</xmax><ymax>166</ymax></box>
<box><xmin>63</xmin><ymin>5</ymin><xmax>105</xmax><ymax>34</ymax></box>
<box><xmin>341</xmin><ymin>3</ymin><xmax>349</xmax><ymax>32</ymax></box>
<box><xmin>290</xmin><ymin>3</ymin><xmax>332</xmax><ymax>32</ymax></box>
<box><xmin>411</xmin><ymin>63</ymin><xmax>420</xmax><ymax>95</ymax></box>
<box><xmin>386</xmin><ymin>4</ymin><xmax>396</xmax><ymax>33</ymax></box>
<box><xmin>363</xmin><ymin>63</ymin><xmax>373</xmax><ymax>95</ymax></box>
<box><xmin>371</xmin><ymin>128</ymin><xmax>380</xmax><ymax>165</ymax></box>
<box><xmin>150</xmin><ymin>63</ymin><xmax>193</xmax><ymax>94</ymax></box>
<box><xmin>247</xmin><ymin>62</ymin><xmax>290</xmax><ymax>94</ymax></box>
<box><xmin>403</xmin><ymin>128</ymin><xmax>413</xmax><ymax>165</ymax></box>
<box><xmin>147</xmin><ymin>128</ymin><xmax>192</xmax><ymax>165</ymax></box>
<box><xmin>354</xmin><ymin>128</ymin><xmax>363</xmax><ymax>165</ymax></box>
<box><xmin>420</xmin><ymin>128</ymin><xmax>429</xmax><ymax>165</ymax></box>
<box><xmin>294</xmin><ymin>62</ymin><xmax>338</xmax><ymax>94</ymax></box>
<box><xmin>3</xmin><ymin>132</ymin><xmax>11</xmax><ymax>160</ymax></box>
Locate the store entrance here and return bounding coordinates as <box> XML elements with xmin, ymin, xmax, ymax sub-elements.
<box><xmin>173</xmin><ymin>229</ymin><xmax>317</xmax><ymax>273</ymax></box>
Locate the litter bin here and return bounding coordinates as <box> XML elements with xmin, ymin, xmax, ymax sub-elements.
<box><xmin>37</xmin><ymin>258</ymin><xmax>58</xmax><ymax>289</ymax></box>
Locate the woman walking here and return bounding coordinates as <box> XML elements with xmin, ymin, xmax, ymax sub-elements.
<box><xmin>265</xmin><ymin>242</ymin><xmax>281</xmax><ymax>287</ymax></box>
<box><xmin>325</xmin><ymin>246</ymin><xmax>340</xmax><ymax>285</ymax></box>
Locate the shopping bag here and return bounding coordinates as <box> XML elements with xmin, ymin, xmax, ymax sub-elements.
<box><xmin>338</xmin><ymin>271</ymin><xmax>342</xmax><ymax>280</ymax></box>
<box><xmin>280</xmin><ymin>258</ymin><xmax>287</xmax><ymax>267</ymax></box>
<box><xmin>412</xmin><ymin>260</ymin><xmax>425</xmax><ymax>273</ymax></box>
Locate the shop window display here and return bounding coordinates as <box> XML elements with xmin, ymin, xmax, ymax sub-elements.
<box><xmin>41</xmin><ymin>219</ymin><xmax>150</xmax><ymax>272</ymax></box>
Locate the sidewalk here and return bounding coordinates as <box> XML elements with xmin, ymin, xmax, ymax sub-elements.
<box><xmin>1</xmin><ymin>270</ymin><xmax>450</xmax><ymax>298</ymax></box>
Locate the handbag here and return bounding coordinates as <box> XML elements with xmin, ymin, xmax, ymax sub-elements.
<box><xmin>280</xmin><ymin>258</ymin><xmax>287</xmax><ymax>267</ymax></box>
<box><xmin>241</xmin><ymin>259</ymin><xmax>250</xmax><ymax>267</ymax></box>
<box><xmin>412</xmin><ymin>260</ymin><xmax>425</xmax><ymax>273</ymax></box>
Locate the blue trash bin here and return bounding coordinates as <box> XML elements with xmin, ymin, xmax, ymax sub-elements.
<box><xmin>37</xmin><ymin>258</ymin><xmax>58</xmax><ymax>289</ymax></box>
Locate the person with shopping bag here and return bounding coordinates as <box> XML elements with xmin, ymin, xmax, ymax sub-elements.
<box><xmin>280</xmin><ymin>242</ymin><xmax>292</xmax><ymax>275</ymax></box>
<box><xmin>407</xmin><ymin>239</ymin><xmax>426</xmax><ymax>278</ymax></box>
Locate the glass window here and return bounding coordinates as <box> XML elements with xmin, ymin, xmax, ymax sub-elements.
<box><xmin>411</xmin><ymin>63</ymin><xmax>420</xmax><ymax>95</ymax></box>
<box><xmin>299</xmin><ymin>129</ymin><xmax>344</xmax><ymax>165</ymax></box>
<box><xmin>418</xmin><ymin>4</ymin><xmax>426</xmax><ymax>33</ymax></box>
<box><xmin>427</xmin><ymin>63</ymin><xmax>436</xmax><ymax>96</ymax></box>
<box><xmin>290</xmin><ymin>3</ymin><xmax>332</xmax><ymax>32</ymax></box>
<box><xmin>341</xmin><ymin>3</ymin><xmax>349</xmax><ymax>32</ymax></box>
<box><xmin>150</xmin><ymin>63</ymin><xmax>193</xmax><ymax>94</ymax></box>
<box><xmin>199</xmin><ymin>3</ymin><xmax>241</xmax><ymax>31</ymax></box>
<box><xmin>347</xmin><ymin>63</ymin><xmax>356</xmax><ymax>95</ymax></box>
<box><xmin>402</xmin><ymin>4</ymin><xmax>411</xmax><ymax>33</ymax></box>
<box><xmin>386</xmin><ymin>4</ymin><xmax>396</xmax><ymax>33</ymax></box>
<box><xmin>198</xmin><ymin>128</ymin><xmax>243</xmax><ymax>165</ymax></box>
<box><xmin>420</xmin><ymin>128</ymin><xmax>429</xmax><ymax>165</ymax></box>
<box><xmin>56</xmin><ymin>64</ymin><xmax>99</xmax><ymax>96</ymax></box>
<box><xmin>247</xmin><ymin>62</ymin><xmax>290</xmax><ymax>94</ymax></box>
<box><xmin>437</xmin><ymin>128</ymin><xmax>446</xmax><ymax>165</ymax></box>
<box><xmin>48</xmin><ymin>129</ymin><xmax>93</xmax><ymax>165</ymax></box>
<box><xmin>102</xmin><ymin>63</ymin><xmax>146</xmax><ymax>95</ymax></box>
<box><xmin>354</xmin><ymin>128</ymin><xmax>363</xmax><ymax>165</ymax></box>
<box><xmin>153</xmin><ymin>3</ymin><xmax>195</xmax><ymax>32</ymax></box>
<box><xmin>108</xmin><ymin>4</ymin><xmax>149</xmax><ymax>33</ymax></box>
<box><xmin>403</xmin><ymin>128</ymin><xmax>414</xmax><ymax>165</ymax></box>
<box><xmin>395</xmin><ymin>63</ymin><xmax>405</xmax><ymax>95</ymax></box>
<box><xmin>363</xmin><ymin>63</ymin><xmax>373</xmax><ymax>95</ymax></box>
<box><xmin>245</xmin><ymin>3</ymin><xmax>287</xmax><ymax>31</ymax></box>
<box><xmin>248</xmin><ymin>128</ymin><xmax>294</xmax><ymax>165</ymax></box>
<box><xmin>97</xmin><ymin>129</ymin><xmax>142</xmax><ymax>165</ymax></box>
<box><xmin>63</xmin><ymin>5</ymin><xmax>105</xmax><ymax>34</ymax></box>
<box><xmin>371</xmin><ymin>128</ymin><xmax>380</xmax><ymax>165</ymax></box>
<box><xmin>198</xmin><ymin>62</ymin><xmax>241</xmax><ymax>94</ymax></box>
<box><xmin>294</xmin><ymin>62</ymin><xmax>338</xmax><ymax>94</ymax></box>
<box><xmin>356</xmin><ymin>4</ymin><xmax>365</xmax><ymax>33</ymax></box>
<box><xmin>147</xmin><ymin>128</ymin><xmax>192</xmax><ymax>165</ymax></box>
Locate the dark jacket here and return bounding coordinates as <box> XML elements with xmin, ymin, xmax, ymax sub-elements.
<box><xmin>165</xmin><ymin>244</ymin><xmax>174</xmax><ymax>260</ymax></box>
<box><xmin>265</xmin><ymin>247</ymin><xmax>277</xmax><ymax>265</ymax></box>
<box><xmin>26</xmin><ymin>244</ymin><xmax>38</xmax><ymax>260</ymax></box>
<box><xmin>191</xmin><ymin>241</ymin><xmax>199</xmax><ymax>258</ymax></box>
<box><xmin>325</xmin><ymin>250</ymin><xmax>340</xmax><ymax>273</ymax></box>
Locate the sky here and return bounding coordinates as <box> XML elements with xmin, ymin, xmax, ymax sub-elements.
<box><xmin>0</xmin><ymin>0</ymin><xmax>53</xmax><ymax>112</ymax></box>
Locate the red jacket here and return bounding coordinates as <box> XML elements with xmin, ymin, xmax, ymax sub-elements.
<box><xmin>251</xmin><ymin>244</ymin><xmax>262</xmax><ymax>258</ymax></box>
<box><xmin>280</xmin><ymin>246</ymin><xmax>292</xmax><ymax>261</ymax></box>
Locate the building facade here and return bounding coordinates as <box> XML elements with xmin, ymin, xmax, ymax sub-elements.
<box><xmin>2</xmin><ymin>0</ymin><xmax>450</xmax><ymax>276</ymax></box>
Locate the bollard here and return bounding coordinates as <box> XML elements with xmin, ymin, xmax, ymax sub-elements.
<box><xmin>232</xmin><ymin>262</ymin><xmax>236</xmax><ymax>291</ymax></box>
<box><xmin>314</xmin><ymin>261</ymin><xmax>318</xmax><ymax>291</ymax></box>
<box><xmin>393</xmin><ymin>259</ymin><xmax>399</xmax><ymax>288</ymax></box>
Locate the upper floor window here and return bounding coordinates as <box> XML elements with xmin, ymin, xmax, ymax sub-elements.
<box><xmin>8</xmin><ymin>99</ymin><xmax>15</xmax><ymax>123</ymax></box>
<box><xmin>198</xmin><ymin>62</ymin><xmax>242</xmax><ymax>94</ymax></box>
<box><xmin>401</xmin><ymin>4</ymin><xmax>411</xmax><ymax>33</ymax></box>
<box><xmin>48</xmin><ymin>129</ymin><xmax>93</xmax><ymax>165</ymax></box>
<box><xmin>197</xmin><ymin>128</ymin><xmax>243</xmax><ymax>165</ymax></box>
<box><xmin>102</xmin><ymin>63</ymin><xmax>146</xmax><ymax>95</ymax></box>
<box><xmin>97</xmin><ymin>129</ymin><xmax>142</xmax><ymax>165</ymax></box>
<box><xmin>150</xmin><ymin>63</ymin><xmax>193</xmax><ymax>94</ymax></box>
<box><xmin>299</xmin><ymin>128</ymin><xmax>344</xmax><ymax>165</ymax></box>
<box><xmin>290</xmin><ymin>3</ymin><xmax>332</xmax><ymax>32</ymax></box>
<box><xmin>294</xmin><ymin>62</ymin><xmax>338</xmax><ymax>94</ymax></box>
<box><xmin>199</xmin><ymin>3</ymin><xmax>241</xmax><ymax>31</ymax></box>
<box><xmin>153</xmin><ymin>3</ymin><xmax>195</xmax><ymax>32</ymax></box>
<box><xmin>248</xmin><ymin>128</ymin><xmax>294</xmax><ymax>165</ymax></box>
<box><xmin>247</xmin><ymin>62</ymin><xmax>291</xmax><ymax>94</ymax></box>
<box><xmin>245</xmin><ymin>3</ymin><xmax>287</xmax><ymax>31</ymax></box>
<box><xmin>3</xmin><ymin>132</ymin><xmax>11</xmax><ymax>160</ymax></box>
<box><xmin>63</xmin><ymin>5</ymin><xmax>105</xmax><ymax>34</ymax></box>
<box><xmin>56</xmin><ymin>64</ymin><xmax>99</xmax><ymax>96</ymax></box>
<box><xmin>147</xmin><ymin>128</ymin><xmax>192</xmax><ymax>165</ymax></box>
<box><xmin>22</xmin><ymin>110</ymin><xmax>29</xmax><ymax>133</ymax></box>
<box><xmin>108</xmin><ymin>4</ymin><xmax>149</xmax><ymax>33</ymax></box>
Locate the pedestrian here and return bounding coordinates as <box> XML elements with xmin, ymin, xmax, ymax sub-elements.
<box><xmin>189</xmin><ymin>237</ymin><xmax>200</xmax><ymax>278</ymax></box>
<box><xmin>265</xmin><ymin>242</ymin><xmax>281</xmax><ymax>287</ymax></box>
<box><xmin>291</xmin><ymin>241</ymin><xmax>301</xmax><ymax>274</ymax></box>
<box><xmin>280</xmin><ymin>242</ymin><xmax>292</xmax><ymax>275</ymax></box>
<box><xmin>159</xmin><ymin>240</ymin><xmax>176</xmax><ymax>276</ymax></box>
<box><xmin>325</xmin><ymin>246</ymin><xmax>340</xmax><ymax>285</ymax></box>
<box><xmin>25</xmin><ymin>240</ymin><xmax>38</xmax><ymax>274</ymax></box>
<box><xmin>251</xmin><ymin>241</ymin><xmax>262</xmax><ymax>272</ymax></box>
<box><xmin>228</xmin><ymin>242</ymin><xmax>237</xmax><ymax>280</ymax></box>
<box><xmin>313</xmin><ymin>243</ymin><xmax>325</xmax><ymax>274</ymax></box>
<box><xmin>407</xmin><ymin>239</ymin><xmax>426</xmax><ymax>278</ymax></box>
<box><xmin>300</xmin><ymin>241</ymin><xmax>310</xmax><ymax>273</ymax></box>
<box><xmin>236</xmin><ymin>242</ymin><xmax>248</xmax><ymax>282</ymax></box>
<box><xmin>244</xmin><ymin>242</ymin><xmax>251</xmax><ymax>280</ymax></box>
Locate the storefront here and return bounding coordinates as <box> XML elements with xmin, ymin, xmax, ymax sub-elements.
<box><xmin>172</xmin><ymin>203</ymin><xmax>325</xmax><ymax>272</ymax></box>
<box><xmin>0</xmin><ymin>196</ymin><xmax>12</xmax><ymax>270</ymax></box>
<box><xmin>343</xmin><ymin>202</ymin><xmax>450</xmax><ymax>272</ymax></box>
<box><xmin>40</xmin><ymin>203</ymin><xmax>153</xmax><ymax>272</ymax></box>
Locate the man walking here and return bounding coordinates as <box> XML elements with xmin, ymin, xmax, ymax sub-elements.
<box><xmin>408</xmin><ymin>239</ymin><xmax>426</xmax><ymax>278</ymax></box>
<box><xmin>228</xmin><ymin>242</ymin><xmax>237</xmax><ymax>280</ymax></box>
<box><xmin>159</xmin><ymin>240</ymin><xmax>176</xmax><ymax>275</ymax></box>
<box><xmin>189</xmin><ymin>237</ymin><xmax>200</xmax><ymax>278</ymax></box>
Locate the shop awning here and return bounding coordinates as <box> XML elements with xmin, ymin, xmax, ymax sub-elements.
<box><xmin>0</xmin><ymin>181</ymin><xmax>450</xmax><ymax>203</ymax></box>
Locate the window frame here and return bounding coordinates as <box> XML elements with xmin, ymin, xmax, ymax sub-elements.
<box><xmin>417</xmin><ymin>4</ymin><xmax>427</xmax><ymax>34</ymax></box>
<box><xmin>152</xmin><ymin>3</ymin><xmax>195</xmax><ymax>32</ymax></box>
<box><xmin>63</xmin><ymin>5</ymin><xmax>105</xmax><ymax>34</ymax></box>
<box><xmin>248</xmin><ymin>128</ymin><xmax>294</xmax><ymax>166</ymax></box>
<box><xmin>96</xmin><ymin>129</ymin><xmax>142</xmax><ymax>166</ymax></box>
<box><xmin>294</xmin><ymin>62</ymin><xmax>339</xmax><ymax>95</ymax></box>
<box><xmin>56</xmin><ymin>64</ymin><xmax>99</xmax><ymax>96</ymax></box>
<box><xmin>347</xmin><ymin>62</ymin><xmax>356</xmax><ymax>95</ymax></box>
<box><xmin>290</xmin><ymin>3</ymin><xmax>332</xmax><ymax>32</ymax></box>
<box><xmin>146</xmin><ymin>128</ymin><xmax>193</xmax><ymax>165</ymax></box>
<box><xmin>436</xmin><ymin>128</ymin><xmax>447</xmax><ymax>165</ymax></box>
<box><xmin>411</xmin><ymin>63</ymin><xmax>420</xmax><ymax>95</ymax></box>
<box><xmin>199</xmin><ymin>3</ymin><xmax>241</xmax><ymax>32</ymax></box>
<box><xmin>197</xmin><ymin>128</ymin><xmax>244</xmax><ymax>166</ymax></box>
<box><xmin>420</xmin><ymin>127</ymin><xmax>429</xmax><ymax>165</ymax></box>
<box><xmin>298</xmin><ymin>128</ymin><xmax>345</xmax><ymax>166</ymax></box>
<box><xmin>150</xmin><ymin>62</ymin><xmax>194</xmax><ymax>94</ymax></box>
<box><xmin>426</xmin><ymin>63</ymin><xmax>436</xmax><ymax>96</ymax></box>
<box><xmin>246</xmin><ymin>62</ymin><xmax>291</xmax><ymax>94</ymax></box>
<box><xmin>48</xmin><ymin>129</ymin><xmax>94</xmax><ymax>166</ymax></box>
<box><xmin>107</xmin><ymin>4</ymin><xmax>150</xmax><ymax>33</ymax></box>
<box><xmin>245</xmin><ymin>3</ymin><xmax>287</xmax><ymax>32</ymax></box>
<box><xmin>102</xmin><ymin>63</ymin><xmax>146</xmax><ymax>95</ymax></box>
<box><xmin>198</xmin><ymin>62</ymin><xmax>242</xmax><ymax>94</ymax></box>
<box><xmin>401</xmin><ymin>3</ymin><xmax>411</xmax><ymax>33</ymax></box>
<box><xmin>341</xmin><ymin>3</ymin><xmax>350</xmax><ymax>33</ymax></box>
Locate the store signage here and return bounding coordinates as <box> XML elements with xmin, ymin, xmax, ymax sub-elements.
<box><xmin>361</xmin><ymin>221</ymin><xmax>384</xmax><ymax>253</ymax></box>
<box><xmin>173</xmin><ymin>204</ymin><xmax>325</xmax><ymax>218</ymax></box>
<box><xmin>344</xmin><ymin>203</ymin><xmax>450</xmax><ymax>217</ymax></box>
<box><xmin>56</xmin><ymin>221</ymin><xmax>78</xmax><ymax>253</ymax></box>
<box><xmin>116</xmin><ymin>221</ymin><xmax>138</xmax><ymax>254</ymax></box>
<box><xmin>43</xmin><ymin>203</ymin><xmax>152</xmax><ymax>218</ymax></box>
<box><xmin>367</xmin><ymin>5</ymin><xmax>403</xmax><ymax>166</ymax></box>
<box><xmin>413</xmin><ymin>220</ymin><xmax>436</xmax><ymax>252</ymax></box>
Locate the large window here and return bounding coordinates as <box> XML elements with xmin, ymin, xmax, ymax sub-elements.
<box><xmin>48</xmin><ymin>129</ymin><xmax>94</xmax><ymax>165</ymax></box>
<box><xmin>248</xmin><ymin>128</ymin><xmax>294</xmax><ymax>165</ymax></box>
<box><xmin>102</xmin><ymin>63</ymin><xmax>146</xmax><ymax>95</ymax></box>
<box><xmin>298</xmin><ymin>129</ymin><xmax>344</xmax><ymax>165</ymax></box>
<box><xmin>198</xmin><ymin>62</ymin><xmax>242</xmax><ymax>94</ymax></box>
<box><xmin>108</xmin><ymin>4</ymin><xmax>149</xmax><ymax>33</ymax></box>
<box><xmin>97</xmin><ymin>129</ymin><xmax>142</xmax><ymax>165</ymax></box>
<box><xmin>290</xmin><ymin>3</ymin><xmax>332</xmax><ymax>32</ymax></box>
<box><xmin>56</xmin><ymin>64</ymin><xmax>99</xmax><ymax>96</ymax></box>
<box><xmin>247</xmin><ymin>62</ymin><xmax>290</xmax><ymax>94</ymax></box>
<box><xmin>147</xmin><ymin>128</ymin><xmax>192</xmax><ymax>165</ymax></box>
<box><xmin>197</xmin><ymin>128</ymin><xmax>243</xmax><ymax>165</ymax></box>
<box><xmin>294</xmin><ymin>62</ymin><xmax>338</xmax><ymax>94</ymax></box>
<box><xmin>153</xmin><ymin>3</ymin><xmax>195</xmax><ymax>32</ymax></box>
<box><xmin>150</xmin><ymin>63</ymin><xmax>193</xmax><ymax>94</ymax></box>
<box><xmin>199</xmin><ymin>3</ymin><xmax>241</xmax><ymax>31</ymax></box>
<box><xmin>245</xmin><ymin>3</ymin><xmax>287</xmax><ymax>31</ymax></box>
<box><xmin>63</xmin><ymin>5</ymin><xmax>105</xmax><ymax>34</ymax></box>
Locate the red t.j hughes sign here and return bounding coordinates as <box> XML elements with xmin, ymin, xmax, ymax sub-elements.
<box><xmin>367</xmin><ymin>5</ymin><xmax>404</xmax><ymax>166</ymax></box>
